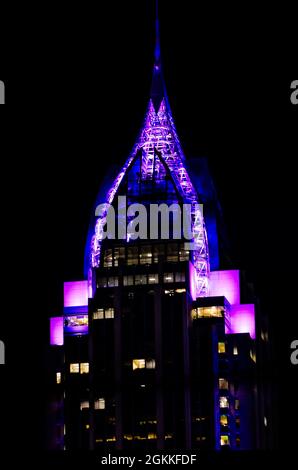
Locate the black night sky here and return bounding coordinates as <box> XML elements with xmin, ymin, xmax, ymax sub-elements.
<box><xmin>0</xmin><ymin>0</ymin><xmax>297</xmax><ymax>460</ymax></box>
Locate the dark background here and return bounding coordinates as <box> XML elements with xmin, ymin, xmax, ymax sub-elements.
<box><xmin>0</xmin><ymin>0</ymin><xmax>297</xmax><ymax>462</ymax></box>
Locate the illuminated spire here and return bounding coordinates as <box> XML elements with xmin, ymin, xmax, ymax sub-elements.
<box><xmin>150</xmin><ymin>0</ymin><xmax>166</xmax><ymax>111</ymax></box>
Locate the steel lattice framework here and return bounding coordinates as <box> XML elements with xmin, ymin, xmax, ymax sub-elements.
<box><xmin>89</xmin><ymin>94</ymin><xmax>210</xmax><ymax>298</ymax></box>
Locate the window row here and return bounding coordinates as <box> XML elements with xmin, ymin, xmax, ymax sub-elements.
<box><xmin>103</xmin><ymin>243</ymin><xmax>190</xmax><ymax>268</ymax></box>
<box><xmin>93</xmin><ymin>308</ymin><xmax>114</xmax><ymax>320</ymax></box>
<box><xmin>97</xmin><ymin>272</ymin><xmax>185</xmax><ymax>289</ymax></box>
<box><xmin>70</xmin><ymin>362</ymin><xmax>89</xmax><ymax>374</ymax></box>
<box><xmin>80</xmin><ymin>398</ymin><xmax>105</xmax><ymax>411</ymax></box>
<box><xmin>132</xmin><ymin>358</ymin><xmax>156</xmax><ymax>370</ymax></box>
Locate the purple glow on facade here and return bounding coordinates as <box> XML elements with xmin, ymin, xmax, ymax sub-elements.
<box><xmin>189</xmin><ymin>261</ymin><xmax>197</xmax><ymax>301</ymax></box>
<box><xmin>209</xmin><ymin>270</ymin><xmax>240</xmax><ymax>305</ymax></box>
<box><xmin>50</xmin><ymin>317</ymin><xmax>64</xmax><ymax>346</ymax></box>
<box><xmin>229</xmin><ymin>304</ymin><xmax>256</xmax><ymax>339</ymax></box>
<box><xmin>64</xmin><ymin>281</ymin><xmax>88</xmax><ymax>308</ymax></box>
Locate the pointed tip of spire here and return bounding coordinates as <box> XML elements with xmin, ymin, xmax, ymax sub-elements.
<box><xmin>150</xmin><ymin>0</ymin><xmax>166</xmax><ymax>111</ymax></box>
<box><xmin>154</xmin><ymin>0</ymin><xmax>161</xmax><ymax>65</ymax></box>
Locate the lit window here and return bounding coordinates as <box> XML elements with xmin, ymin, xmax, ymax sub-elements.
<box><xmin>108</xmin><ymin>277</ymin><xmax>119</xmax><ymax>287</ymax></box>
<box><xmin>175</xmin><ymin>272</ymin><xmax>185</xmax><ymax>282</ymax></box>
<box><xmin>250</xmin><ymin>349</ymin><xmax>256</xmax><ymax>362</ymax></box>
<box><xmin>105</xmin><ymin>308</ymin><xmax>114</xmax><ymax>319</ymax></box>
<box><xmin>80</xmin><ymin>363</ymin><xmax>89</xmax><ymax>374</ymax></box>
<box><xmin>104</xmin><ymin>249</ymin><xmax>113</xmax><ymax>267</ymax></box>
<box><xmin>97</xmin><ymin>277</ymin><xmax>107</xmax><ymax>288</ymax></box>
<box><xmin>153</xmin><ymin>244</ymin><xmax>165</xmax><ymax>263</ymax></box>
<box><xmin>56</xmin><ymin>372</ymin><xmax>61</xmax><ymax>384</ymax></box>
<box><xmin>219</xmin><ymin>396</ymin><xmax>229</xmax><ymax>408</ymax></box>
<box><xmin>127</xmin><ymin>247</ymin><xmax>138</xmax><ymax>266</ymax></box>
<box><xmin>148</xmin><ymin>274</ymin><xmax>158</xmax><ymax>284</ymax></box>
<box><xmin>235</xmin><ymin>399</ymin><xmax>240</xmax><ymax>410</ymax></box>
<box><xmin>179</xmin><ymin>247</ymin><xmax>189</xmax><ymax>261</ymax></box>
<box><xmin>218</xmin><ymin>342</ymin><xmax>226</xmax><ymax>354</ymax></box>
<box><xmin>93</xmin><ymin>309</ymin><xmax>104</xmax><ymax>320</ymax></box>
<box><xmin>94</xmin><ymin>398</ymin><xmax>105</xmax><ymax>410</ymax></box>
<box><xmin>220</xmin><ymin>435</ymin><xmax>230</xmax><ymax>446</ymax></box>
<box><xmin>264</xmin><ymin>416</ymin><xmax>267</xmax><ymax>427</ymax></box>
<box><xmin>148</xmin><ymin>433</ymin><xmax>157</xmax><ymax>440</ymax></box>
<box><xmin>233</xmin><ymin>346</ymin><xmax>238</xmax><ymax>355</ymax></box>
<box><xmin>140</xmin><ymin>246</ymin><xmax>152</xmax><ymax>265</ymax></box>
<box><xmin>132</xmin><ymin>359</ymin><xmax>146</xmax><ymax>370</ymax></box>
<box><xmin>114</xmin><ymin>247</ymin><xmax>125</xmax><ymax>267</ymax></box>
<box><xmin>219</xmin><ymin>378</ymin><xmax>229</xmax><ymax>390</ymax></box>
<box><xmin>164</xmin><ymin>273</ymin><xmax>174</xmax><ymax>283</ymax></box>
<box><xmin>70</xmin><ymin>363</ymin><xmax>79</xmax><ymax>373</ymax></box>
<box><xmin>220</xmin><ymin>415</ymin><xmax>228</xmax><ymax>427</ymax></box>
<box><xmin>146</xmin><ymin>359</ymin><xmax>156</xmax><ymax>369</ymax></box>
<box><xmin>236</xmin><ymin>435</ymin><xmax>241</xmax><ymax>447</ymax></box>
<box><xmin>135</xmin><ymin>274</ymin><xmax>147</xmax><ymax>285</ymax></box>
<box><xmin>80</xmin><ymin>401</ymin><xmax>89</xmax><ymax>410</ymax></box>
<box><xmin>167</xmin><ymin>243</ymin><xmax>178</xmax><ymax>262</ymax></box>
<box><xmin>176</xmin><ymin>288</ymin><xmax>186</xmax><ymax>294</ymax></box>
<box><xmin>235</xmin><ymin>417</ymin><xmax>240</xmax><ymax>428</ymax></box>
<box><xmin>123</xmin><ymin>275</ymin><xmax>134</xmax><ymax>286</ymax></box>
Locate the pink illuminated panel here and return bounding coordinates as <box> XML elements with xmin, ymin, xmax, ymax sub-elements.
<box><xmin>229</xmin><ymin>304</ymin><xmax>255</xmax><ymax>339</ymax></box>
<box><xmin>189</xmin><ymin>261</ymin><xmax>197</xmax><ymax>301</ymax></box>
<box><xmin>64</xmin><ymin>281</ymin><xmax>88</xmax><ymax>308</ymax></box>
<box><xmin>50</xmin><ymin>317</ymin><xmax>64</xmax><ymax>346</ymax></box>
<box><xmin>209</xmin><ymin>270</ymin><xmax>240</xmax><ymax>305</ymax></box>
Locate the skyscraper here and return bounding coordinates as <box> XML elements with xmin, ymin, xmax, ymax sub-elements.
<box><xmin>49</xmin><ymin>4</ymin><xmax>273</xmax><ymax>452</ymax></box>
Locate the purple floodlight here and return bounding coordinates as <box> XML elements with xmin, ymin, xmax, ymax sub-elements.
<box><xmin>64</xmin><ymin>281</ymin><xmax>88</xmax><ymax>308</ymax></box>
<box><xmin>209</xmin><ymin>270</ymin><xmax>240</xmax><ymax>305</ymax></box>
<box><xmin>229</xmin><ymin>304</ymin><xmax>256</xmax><ymax>339</ymax></box>
<box><xmin>50</xmin><ymin>317</ymin><xmax>64</xmax><ymax>346</ymax></box>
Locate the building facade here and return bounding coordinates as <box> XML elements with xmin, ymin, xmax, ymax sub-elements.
<box><xmin>48</xmin><ymin>11</ymin><xmax>273</xmax><ymax>452</ymax></box>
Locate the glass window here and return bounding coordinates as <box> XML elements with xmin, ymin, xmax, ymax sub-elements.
<box><xmin>218</xmin><ymin>342</ymin><xmax>226</xmax><ymax>354</ymax></box>
<box><xmin>220</xmin><ymin>415</ymin><xmax>228</xmax><ymax>427</ymax></box>
<box><xmin>93</xmin><ymin>309</ymin><xmax>104</xmax><ymax>320</ymax></box>
<box><xmin>114</xmin><ymin>247</ymin><xmax>125</xmax><ymax>267</ymax></box>
<box><xmin>140</xmin><ymin>245</ymin><xmax>152</xmax><ymax>265</ymax></box>
<box><xmin>132</xmin><ymin>359</ymin><xmax>146</xmax><ymax>370</ymax></box>
<box><xmin>153</xmin><ymin>244</ymin><xmax>165</xmax><ymax>263</ymax></box>
<box><xmin>70</xmin><ymin>363</ymin><xmax>79</xmax><ymax>374</ymax></box>
<box><xmin>56</xmin><ymin>372</ymin><xmax>61</xmax><ymax>384</ymax></box>
<box><xmin>97</xmin><ymin>277</ymin><xmax>107</xmax><ymax>288</ymax></box>
<box><xmin>164</xmin><ymin>273</ymin><xmax>174</xmax><ymax>283</ymax></box>
<box><xmin>146</xmin><ymin>359</ymin><xmax>156</xmax><ymax>369</ymax></box>
<box><xmin>235</xmin><ymin>417</ymin><xmax>240</xmax><ymax>428</ymax></box>
<box><xmin>80</xmin><ymin>401</ymin><xmax>89</xmax><ymax>410</ymax></box>
<box><xmin>220</xmin><ymin>435</ymin><xmax>230</xmax><ymax>446</ymax></box>
<box><xmin>179</xmin><ymin>245</ymin><xmax>190</xmax><ymax>261</ymax></box>
<box><xmin>148</xmin><ymin>274</ymin><xmax>158</xmax><ymax>284</ymax></box>
<box><xmin>175</xmin><ymin>272</ymin><xmax>185</xmax><ymax>282</ymax></box>
<box><xmin>108</xmin><ymin>277</ymin><xmax>119</xmax><ymax>287</ymax></box>
<box><xmin>167</xmin><ymin>243</ymin><xmax>178</xmax><ymax>262</ymax></box>
<box><xmin>220</xmin><ymin>396</ymin><xmax>229</xmax><ymax>408</ymax></box>
<box><xmin>80</xmin><ymin>363</ymin><xmax>89</xmax><ymax>374</ymax></box>
<box><xmin>235</xmin><ymin>399</ymin><xmax>240</xmax><ymax>410</ymax></box>
<box><xmin>233</xmin><ymin>346</ymin><xmax>238</xmax><ymax>355</ymax></box>
<box><xmin>123</xmin><ymin>275</ymin><xmax>134</xmax><ymax>286</ymax></box>
<box><xmin>127</xmin><ymin>247</ymin><xmax>138</xmax><ymax>266</ymax></box>
<box><xmin>135</xmin><ymin>274</ymin><xmax>147</xmax><ymax>285</ymax></box>
<box><xmin>104</xmin><ymin>249</ymin><xmax>113</xmax><ymax>267</ymax></box>
<box><xmin>105</xmin><ymin>308</ymin><xmax>114</xmax><ymax>319</ymax></box>
<box><xmin>236</xmin><ymin>435</ymin><xmax>241</xmax><ymax>447</ymax></box>
<box><xmin>94</xmin><ymin>398</ymin><xmax>105</xmax><ymax>410</ymax></box>
<box><xmin>219</xmin><ymin>378</ymin><xmax>229</xmax><ymax>390</ymax></box>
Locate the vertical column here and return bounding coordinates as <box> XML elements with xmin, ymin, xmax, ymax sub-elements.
<box><xmin>154</xmin><ymin>284</ymin><xmax>164</xmax><ymax>449</ymax></box>
<box><xmin>114</xmin><ymin>286</ymin><xmax>123</xmax><ymax>449</ymax></box>
<box><xmin>183</xmin><ymin>293</ymin><xmax>191</xmax><ymax>448</ymax></box>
